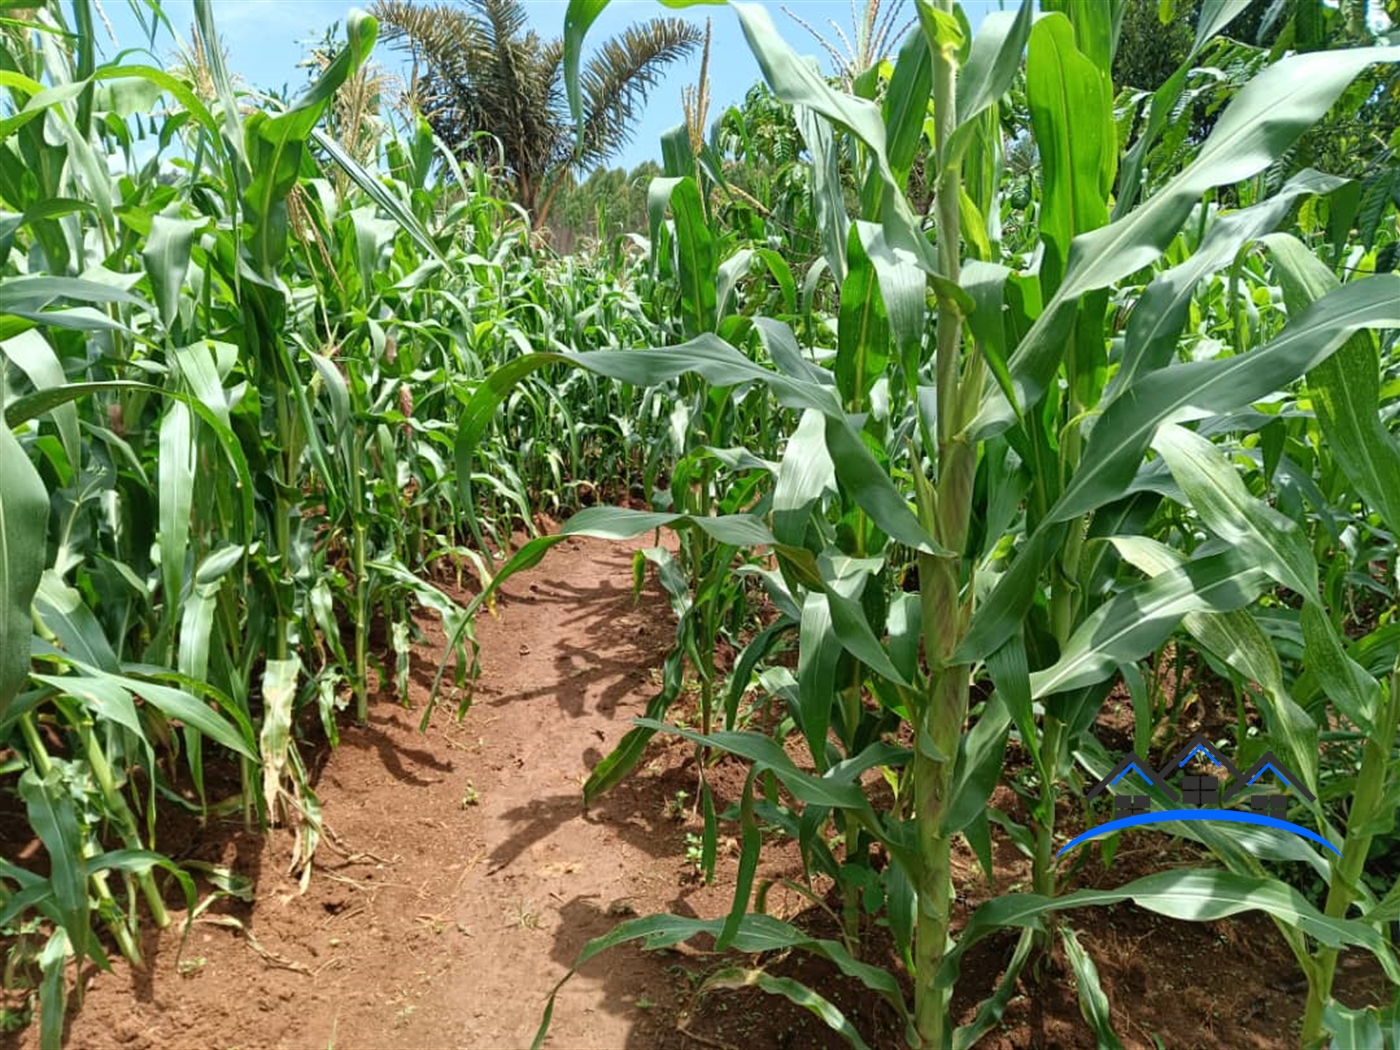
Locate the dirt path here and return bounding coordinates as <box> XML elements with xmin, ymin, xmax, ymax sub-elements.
<box><xmin>6</xmin><ymin>537</ymin><xmax>1390</xmax><ymax>1050</ymax></box>
<box><xmin>29</xmin><ymin>537</ymin><xmax>735</xmax><ymax>1050</ymax></box>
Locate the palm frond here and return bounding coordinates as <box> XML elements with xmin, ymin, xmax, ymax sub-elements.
<box><xmin>575</xmin><ymin>17</ymin><xmax>704</xmax><ymax>169</ymax></box>
<box><xmin>467</xmin><ymin>0</ymin><xmax>531</xmax><ymax>54</ymax></box>
<box><xmin>372</xmin><ymin>0</ymin><xmax>480</xmax><ymax>59</ymax></box>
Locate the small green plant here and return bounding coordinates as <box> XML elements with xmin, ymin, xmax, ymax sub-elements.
<box><xmin>684</xmin><ymin>833</ymin><xmax>705</xmax><ymax>876</ymax></box>
<box><xmin>505</xmin><ymin>898</ymin><xmax>543</xmax><ymax>931</ymax></box>
<box><xmin>664</xmin><ymin>789</ymin><xmax>690</xmax><ymax>821</ymax></box>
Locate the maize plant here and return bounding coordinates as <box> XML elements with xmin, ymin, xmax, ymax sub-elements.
<box><xmin>449</xmin><ymin>2</ymin><xmax>1400</xmax><ymax>1047</ymax></box>
<box><xmin>4</xmin><ymin>0</ymin><xmax>1400</xmax><ymax>1046</ymax></box>
<box><xmin>0</xmin><ymin>3</ymin><xmax>688</xmax><ymax>1042</ymax></box>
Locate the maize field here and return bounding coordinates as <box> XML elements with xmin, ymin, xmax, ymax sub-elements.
<box><xmin>2</xmin><ymin>0</ymin><xmax>1400</xmax><ymax>1047</ymax></box>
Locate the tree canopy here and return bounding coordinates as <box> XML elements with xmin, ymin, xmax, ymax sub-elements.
<box><xmin>372</xmin><ymin>0</ymin><xmax>702</xmax><ymax>224</ymax></box>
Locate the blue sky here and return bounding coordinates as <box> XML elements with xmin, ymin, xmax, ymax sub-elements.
<box><xmin>99</xmin><ymin>0</ymin><xmax>1010</xmax><ymax>171</ymax></box>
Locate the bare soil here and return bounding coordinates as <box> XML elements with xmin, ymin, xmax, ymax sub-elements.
<box><xmin>0</xmin><ymin>538</ymin><xmax>1389</xmax><ymax>1049</ymax></box>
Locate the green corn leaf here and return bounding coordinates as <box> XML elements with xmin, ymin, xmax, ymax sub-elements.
<box><xmin>796</xmin><ymin>103</ymin><xmax>850</xmax><ymax>282</ymax></box>
<box><xmin>821</xmin><ymin>579</ymin><xmax>911</xmax><ymax>688</ymax></box>
<box><xmin>1263</xmin><ymin>232</ymin><xmax>1400</xmax><ymax>535</ymax></box>
<box><xmin>141</xmin><ymin>215</ymin><xmax>202</xmax><ymax>329</ymax></box>
<box><xmin>1060</xmin><ymin>927</ymin><xmax>1126</xmax><ymax>1050</ymax></box>
<box><xmin>754</xmin><ymin>248</ymin><xmax>797</xmax><ymax>314</ymax></box>
<box><xmin>962</xmin><ymin>261</ymin><xmax>1015</xmax><ymax>407</ymax></box>
<box><xmin>1300</xmin><ymin>602</ymin><xmax>1382</xmax><ymax>736</ymax></box>
<box><xmin>943</xmin><ymin>869</ymin><xmax>1400</xmax><ymax>991</ymax></box>
<box><xmin>1323</xmin><ymin>1000</ymin><xmax>1385</xmax><ymax>1050</ymax></box>
<box><xmin>0</xmin><ymin>420</ymin><xmax>47</xmax><ymax>717</ymax></box>
<box><xmin>856</xmin><ymin>223</ymin><xmax>925</xmax><ymax>377</ymax></box>
<box><xmin>1</xmin><ymin>330</ymin><xmax>79</xmax><ymax>468</ymax></box>
<box><xmin>946</xmin><ymin>695</ymin><xmax>1011</xmax><ymax>835</ymax></box>
<box><xmin>3</xmin><ymin>380</ymin><xmax>145</xmax><ymax>428</ymax></box>
<box><xmin>716</xmin><ymin>247</ymin><xmax>754</xmax><ymax>323</ymax></box>
<box><xmin>32</xmin><ymin>572</ymin><xmax>120</xmax><ymax>671</ymax></box>
<box><xmin>732</xmin><ymin>1</ymin><xmax>936</xmax><ymax>271</ymax></box>
<box><xmin>700</xmin><ymin>969</ymin><xmax>873</xmax><ymax>1050</ymax></box>
<box><xmin>1114</xmin><ymin>0</ymin><xmax>1250</xmax><ymax>216</ymax></box>
<box><xmin>715</xmin><ymin>772</ymin><xmax>761</xmax><ymax>952</ymax></box>
<box><xmin>36</xmin><ymin>927</ymin><xmax>70</xmax><ymax>1050</ymax></box>
<box><xmin>837</xmin><ymin>225</ymin><xmax>891</xmax><ymax>408</ymax></box>
<box><xmin>1113</xmin><ymin>536</ymin><xmax>1317</xmax><ymax>794</ymax></box>
<box><xmin>453</xmin><ymin>340</ymin><xmax>947</xmax><ymax>555</ymax></box>
<box><xmin>118</xmin><ymin>673</ymin><xmax>256</xmax><ymax>762</ymax></box>
<box><xmin>1026</xmin><ymin>12</ymin><xmax>1114</xmax><ymax>295</ymax></box>
<box><xmin>633</xmin><ymin>719</ymin><xmax>871</xmax><ymax>811</ymax></box>
<box><xmin>581</xmin><ymin>645</ymin><xmax>686</xmax><ymax>804</ymax></box>
<box><xmin>192</xmin><ymin>0</ymin><xmax>246</xmax><ymax>160</ymax></box>
<box><xmin>953</xmin><ymin>522</ymin><xmax>1069</xmax><ymax>664</ymax></box>
<box><xmin>772</xmin><ymin>408</ymin><xmax>835</xmax><ymax>547</ymax></box>
<box><xmin>883</xmin><ymin>25</ymin><xmax>931</xmax><ymax>183</ymax></box>
<box><xmin>158</xmin><ymin>400</ymin><xmax>196</xmax><ymax>629</ymax></box>
<box><xmin>979</xmin><ymin>46</ymin><xmax>1400</xmax><ymax>434</ymax></box>
<box><xmin>797</xmin><ymin>593</ymin><xmax>839</xmax><ymax>768</ymax></box>
<box><xmin>19</xmin><ymin>769</ymin><xmax>88</xmax><ymax>987</ymax></box>
<box><xmin>1152</xmin><ymin>423</ymin><xmax>1316</xmax><ymax>598</ymax></box>
<box><xmin>1106</xmin><ymin>170</ymin><xmax>1345</xmax><ymax>400</ymax></box>
<box><xmin>668</xmin><ymin>177</ymin><xmax>718</xmax><ymax>336</ymax></box>
<box><xmin>953</xmin><ymin>3</ymin><xmax>1034</xmax><ymax>136</ymax></box>
<box><xmin>1052</xmin><ymin>274</ymin><xmax>1400</xmax><ymax>521</ymax></box>
<box><xmin>312</xmin><ymin>129</ymin><xmax>445</xmax><ymax>263</ymax></box>
<box><xmin>1043</xmin><ymin>0</ymin><xmax>1120</xmax><ymax>74</ymax></box>
<box><xmin>241</xmin><ymin>12</ymin><xmax>377</xmax><ymax>273</ymax></box>
<box><xmin>349</xmin><ymin>206</ymin><xmax>400</xmax><ymax>296</ymax></box>
<box><xmin>533</xmin><ymin>909</ymin><xmax>909</xmax><ymax>1050</ymax></box>
<box><xmin>4</xmin><ymin>380</ymin><xmax>253</xmax><ymax>539</ymax></box>
<box><xmin>0</xmin><ymin>275</ymin><xmax>146</xmax><ymax>313</ymax></box>
<box><xmin>1030</xmin><ymin>549</ymin><xmax>1269</xmax><ymax>697</ymax></box>
<box><xmin>951</xmin><ymin>928</ymin><xmax>1035</xmax><ymax>1050</ymax></box>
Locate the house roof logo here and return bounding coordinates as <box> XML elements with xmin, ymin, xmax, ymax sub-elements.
<box><xmin>1059</xmin><ymin>732</ymin><xmax>1338</xmax><ymax>858</ymax></box>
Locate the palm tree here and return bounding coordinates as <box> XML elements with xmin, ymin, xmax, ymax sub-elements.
<box><xmin>372</xmin><ymin>0</ymin><xmax>703</xmax><ymax>226</ymax></box>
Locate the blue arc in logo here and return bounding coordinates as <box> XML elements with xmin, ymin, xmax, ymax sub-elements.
<box><xmin>1055</xmin><ymin>809</ymin><xmax>1341</xmax><ymax>859</ymax></box>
